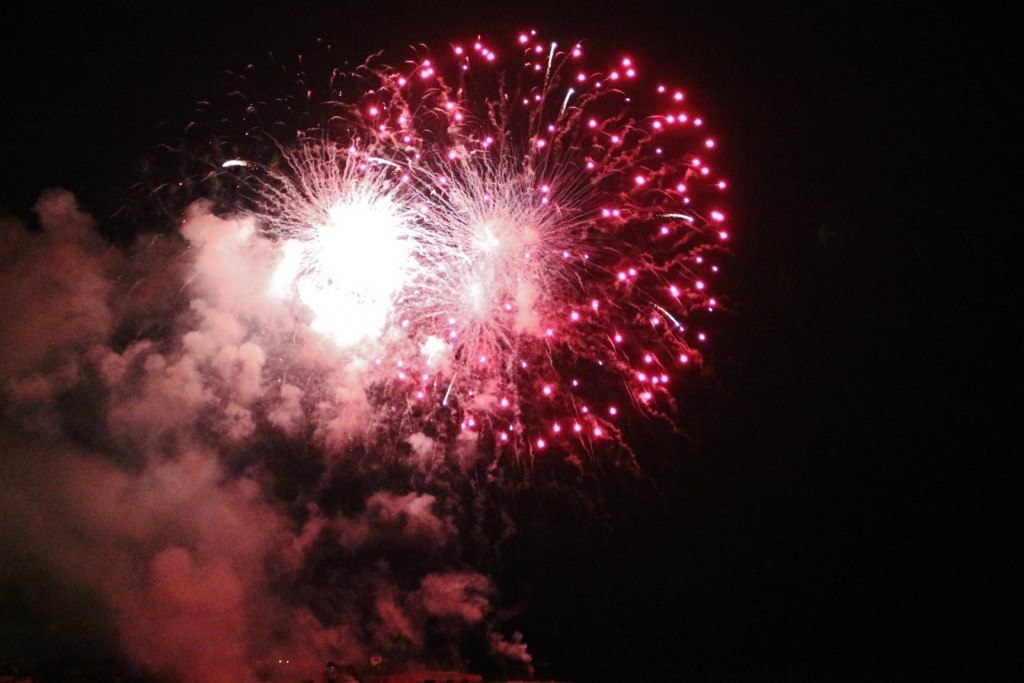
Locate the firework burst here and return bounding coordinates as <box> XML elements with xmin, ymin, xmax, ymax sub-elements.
<box><xmin>0</xmin><ymin>28</ymin><xmax>734</xmax><ymax>681</ymax></box>
<box><xmin>234</xmin><ymin>30</ymin><xmax>729</xmax><ymax>464</ymax></box>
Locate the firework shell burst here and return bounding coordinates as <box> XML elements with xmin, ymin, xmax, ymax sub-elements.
<box><xmin>219</xmin><ymin>30</ymin><xmax>729</xmax><ymax>467</ymax></box>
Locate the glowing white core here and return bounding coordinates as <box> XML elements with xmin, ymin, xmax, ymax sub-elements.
<box><xmin>285</xmin><ymin>198</ymin><xmax>411</xmax><ymax>347</ymax></box>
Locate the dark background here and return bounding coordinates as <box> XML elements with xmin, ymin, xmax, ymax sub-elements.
<box><xmin>1</xmin><ymin>1</ymin><xmax>1018</xmax><ymax>680</ymax></box>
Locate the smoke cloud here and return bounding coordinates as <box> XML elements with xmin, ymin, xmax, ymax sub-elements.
<box><xmin>0</xmin><ymin>190</ymin><xmax>531</xmax><ymax>681</ymax></box>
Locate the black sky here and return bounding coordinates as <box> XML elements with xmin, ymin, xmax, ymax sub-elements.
<box><xmin>1</xmin><ymin>1</ymin><xmax>1018</xmax><ymax>680</ymax></box>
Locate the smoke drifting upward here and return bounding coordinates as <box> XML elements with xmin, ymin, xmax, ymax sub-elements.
<box><xmin>0</xmin><ymin>190</ymin><xmax>532</xmax><ymax>682</ymax></box>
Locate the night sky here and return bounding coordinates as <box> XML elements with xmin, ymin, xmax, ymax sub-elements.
<box><xmin>1</xmin><ymin>1</ymin><xmax>1018</xmax><ymax>681</ymax></box>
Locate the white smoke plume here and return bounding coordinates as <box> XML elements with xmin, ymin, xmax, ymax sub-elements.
<box><xmin>0</xmin><ymin>190</ymin><xmax>530</xmax><ymax>681</ymax></box>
